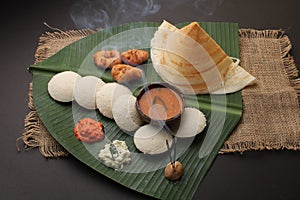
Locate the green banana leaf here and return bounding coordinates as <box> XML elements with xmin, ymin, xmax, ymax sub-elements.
<box><xmin>30</xmin><ymin>21</ymin><xmax>242</xmax><ymax>200</ymax></box>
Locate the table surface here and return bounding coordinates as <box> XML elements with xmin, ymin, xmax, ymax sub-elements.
<box><xmin>2</xmin><ymin>0</ymin><xmax>300</xmax><ymax>199</ymax></box>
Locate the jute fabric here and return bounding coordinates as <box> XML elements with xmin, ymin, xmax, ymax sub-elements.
<box><xmin>221</xmin><ymin>29</ymin><xmax>300</xmax><ymax>153</ymax></box>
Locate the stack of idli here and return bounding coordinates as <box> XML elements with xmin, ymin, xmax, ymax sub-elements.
<box><xmin>48</xmin><ymin>71</ymin><xmax>107</xmax><ymax>110</ymax></box>
<box><xmin>48</xmin><ymin>71</ymin><xmax>142</xmax><ymax>128</ymax></box>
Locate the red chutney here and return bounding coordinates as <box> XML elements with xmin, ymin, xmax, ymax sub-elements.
<box><xmin>73</xmin><ymin>118</ymin><xmax>104</xmax><ymax>143</ymax></box>
<box><xmin>138</xmin><ymin>87</ymin><xmax>183</xmax><ymax>121</ymax></box>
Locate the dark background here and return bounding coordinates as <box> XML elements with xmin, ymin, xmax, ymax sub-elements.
<box><xmin>1</xmin><ymin>0</ymin><xmax>300</xmax><ymax>199</ymax></box>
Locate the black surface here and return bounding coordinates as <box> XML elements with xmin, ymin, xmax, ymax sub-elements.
<box><xmin>2</xmin><ymin>0</ymin><xmax>300</xmax><ymax>199</ymax></box>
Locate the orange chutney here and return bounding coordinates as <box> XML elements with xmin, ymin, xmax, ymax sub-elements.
<box><xmin>138</xmin><ymin>87</ymin><xmax>183</xmax><ymax>121</ymax></box>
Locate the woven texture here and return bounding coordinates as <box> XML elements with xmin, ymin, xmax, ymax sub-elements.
<box><xmin>221</xmin><ymin>29</ymin><xmax>300</xmax><ymax>153</ymax></box>
<box><xmin>19</xmin><ymin>29</ymin><xmax>95</xmax><ymax>157</ymax></box>
<box><xmin>19</xmin><ymin>28</ymin><xmax>300</xmax><ymax>157</ymax></box>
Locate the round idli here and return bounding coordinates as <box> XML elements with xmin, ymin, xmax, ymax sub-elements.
<box><xmin>96</xmin><ymin>83</ymin><xmax>131</xmax><ymax>119</ymax></box>
<box><xmin>73</xmin><ymin>76</ymin><xmax>105</xmax><ymax>109</ymax></box>
<box><xmin>48</xmin><ymin>71</ymin><xmax>81</xmax><ymax>102</ymax></box>
<box><xmin>173</xmin><ymin>107</ymin><xmax>206</xmax><ymax>138</ymax></box>
<box><xmin>134</xmin><ymin>124</ymin><xmax>173</xmax><ymax>154</ymax></box>
<box><xmin>112</xmin><ymin>94</ymin><xmax>144</xmax><ymax>133</ymax></box>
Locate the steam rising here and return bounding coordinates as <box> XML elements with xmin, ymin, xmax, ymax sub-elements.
<box><xmin>70</xmin><ymin>0</ymin><xmax>225</xmax><ymax>30</ymax></box>
<box><xmin>194</xmin><ymin>0</ymin><xmax>224</xmax><ymax>16</ymax></box>
<box><xmin>70</xmin><ymin>0</ymin><xmax>160</xmax><ymax>29</ymax></box>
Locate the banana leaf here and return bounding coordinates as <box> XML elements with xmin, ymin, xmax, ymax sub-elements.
<box><xmin>30</xmin><ymin>21</ymin><xmax>242</xmax><ymax>200</ymax></box>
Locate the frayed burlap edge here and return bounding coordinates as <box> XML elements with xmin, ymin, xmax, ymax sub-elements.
<box><xmin>17</xmin><ymin>27</ymin><xmax>95</xmax><ymax>157</ymax></box>
<box><xmin>34</xmin><ymin>26</ymin><xmax>95</xmax><ymax>63</ymax></box>
<box><xmin>219</xmin><ymin>29</ymin><xmax>300</xmax><ymax>154</ymax></box>
<box><xmin>17</xmin><ymin>83</ymin><xmax>69</xmax><ymax>157</ymax></box>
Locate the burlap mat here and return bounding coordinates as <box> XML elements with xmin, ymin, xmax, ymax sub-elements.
<box><xmin>18</xmin><ymin>28</ymin><xmax>300</xmax><ymax>157</ymax></box>
<box><xmin>221</xmin><ymin>30</ymin><xmax>300</xmax><ymax>153</ymax></box>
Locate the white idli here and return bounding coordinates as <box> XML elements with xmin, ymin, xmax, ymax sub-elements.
<box><xmin>73</xmin><ymin>76</ymin><xmax>105</xmax><ymax>109</ymax></box>
<box><xmin>96</xmin><ymin>83</ymin><xmax>131</xmax><ymax>119</ymax></box>
<box><xmin>48</xmin><ymin>71</ymin><xmax>81</xmax><ymax>102</ymax></box>
<box><xmin>134</xmin><ymin>124</ymin><xmax>173</xmax><ymax>154</ymax></box>
<box><xmin>173</xmin><ymin>107</ymin><xmax>206</xmax><ymax>138</ymax></box>
<box><xmin>112</xmin><ymin>94</ymin><xmax>144</xmax><ymax>133</ymax></box>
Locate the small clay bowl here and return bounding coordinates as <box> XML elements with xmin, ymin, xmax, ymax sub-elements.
<box><xmin>135</xmin><ymin>82</ymin><xmax>185</xmax><ymax>130</ymax></box>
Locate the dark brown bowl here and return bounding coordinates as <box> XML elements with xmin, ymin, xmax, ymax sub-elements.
<box><xmin>135</xmin><ymin>82</ymin><xmax>185</xmax><ymax>129</ymax></box>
